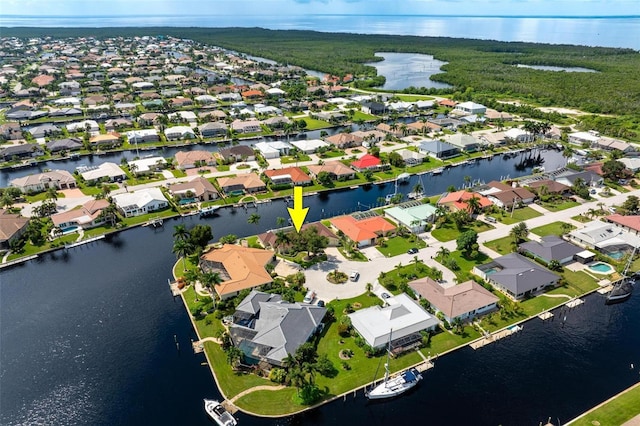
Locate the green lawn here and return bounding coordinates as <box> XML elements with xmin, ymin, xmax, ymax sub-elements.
<box><xmin>302</xmin><ymin>117</ymin><xmax>332</xmax><ymax>130</ymax></box>
<box><xmin>436</xmin><ymin>250</ymin><xmax>492</xmax><ymax>282</ymax></box>
<box><xmin>487</xmin><ymin>206</ymin><xmax>542</xmax><ymax>225</ymax></box>
<box><xmin>530</xmin><ymin>222</ymin><xmax>577</xmax><ymax>237</ymax></box>
<box><xmin>234</xmin><ymin>388</ymin><xmax>300</xmax><ymax>414</ymax></box>
<box><xmin>376</xmin><ymin>235</ymin><xmax>427</xmax><ymax>257</ymax></box>
<box><xmin>170</xmin><ymin>169</ymin><xmax>187</xmax><ymax>178</ymax></box>
<box><xmin>571</xmin><ymin>214</ymin><xmax>592</xmax><ymax>223</ymax></box>
<box><xmin>484</xmin><ymin>236</ymin><xmax>516</xmax><ymax>255</ymax></box>
<box><xmin>431</xmin><ymin>219</ymin><xmax>494</xmax><ymax>242</ymax></box>
<box><xmin>7</xmin><ymin>233</ymin><xmax>78</xmax><ymax>261</ymax></box>
<box><xmin>120</xmin><ymin>208</ymin><xmax>177</xmax><ymax>227</ymax></box>
<box><xmin>24</xmin><ymin>191</ymin><xmax>66</xmax><ymax>203</ymax></box>
<box><xmin>568</xmin><ymin>384</ymin><xmax>640</xmax><ymax>426</ymax></box>
<box><xmin>280</xmin><ymin>154</ymin><xmax>312</xmax><ymax>164</ymax></box>
<box><xmin>540</xmin><ymin>199</ymin><xmax>580</xmax><ymax>212</ymax></box>
<box><xmin>379</xmin><ymin>261</ymin><xmax>442</xmax><ymax>293</ymax></box>
<box><xmin>318</xmin><ymin>149</ymin><xmax>346</xmax><ymax>159</ymax></box>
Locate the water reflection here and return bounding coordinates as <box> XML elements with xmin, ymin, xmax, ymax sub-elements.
<box><xmin>365</xmin><ymin>52</ymin><xmax>451</xmax><ymax>90</ymax></box>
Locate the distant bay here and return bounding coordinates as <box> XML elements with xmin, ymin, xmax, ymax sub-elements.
<box><xmin>1</xmin><ymin>15</ymin><xmax>639</xmax><ymax>50</ymax></box>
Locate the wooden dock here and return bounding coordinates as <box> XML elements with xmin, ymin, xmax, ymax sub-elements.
<box><xmin>65</xmin><ymin>235</ymin><xmax>105</xmax><ymax>249</ymax></box>
<box><xmin>470</xmin><ymin>325</ymin><xmax>523</xmax><ymax>350</ymax></box>
<box><xmin>538</xmin><ymin>312</ymin><xmax>554</xmax><ymax>320</ymax></box>
<box><xmin>220</xmin><ymin>400</ymin><xmax>238</xmax><ymax>414</ymax></box>
<box><xmin>168</xmin><ymin>279</ymin><xmax>182</xmax><ymax>297</ymax></box>
<box><xmin>192</xmin><ymin>340</ymin><xmax>204</xmax><ymax>354</ymax></box>
<box><xmin>597</xmin><ymin>285</ymin><xmax>613</xmax><ymax>294</ymax></box>
<box><xmin>566</xmin><ymin>298</ymin><xmax>584</xmax><ymax>308</ymax></box>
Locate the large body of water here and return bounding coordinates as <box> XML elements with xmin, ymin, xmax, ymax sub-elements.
<box><xmin>3</xmin><ymin>149</ymin><xmax>640</xmax><ymax>425</ymax></box>
<box><xmin>1</xmin><ymin>15</ymin><xmax>639</xmax><ymax>50</ymax></box>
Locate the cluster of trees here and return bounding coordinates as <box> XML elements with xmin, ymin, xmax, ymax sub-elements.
<box><xmin>273</xmin><ymin>226</ymin><xmax>329</xmax><ymax>258</ymax></box>
<box><xmin>171</xmin><ymin>224</ymin><xmax>214</xmax><ymax>270</ymax></box>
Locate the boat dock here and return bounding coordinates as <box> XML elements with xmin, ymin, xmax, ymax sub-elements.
<box><xmin>192</xmin><ymin>340</ymin><xmax>204</xmax><ymax>354</ymax></box>
<box><xmin>470</xmin><ymin>325</ymin><xmax>523</xmax><ymax>350</ymax></box>
<box><xmin>414</xmin><ymin>349</ymin><xmax>435</xmax><ymax>372</ymax></box>
<box><xmin>538</xmin><ymin>312</ymin><xmax>554</xmax><ymax>320</ymax></box>
<box><xmin>566</xmin><ymin>298</ymin><xmax>584</xmax><ymax>309</ymax></box>
<box><xmin>0</xmin><ymin>254</ymin><xmax>38</xmax><ymax>269</ymax></box>
<box><xmin>597</xmin><ymin>284</ymin><xmax>614</xmax><ymax>294</ymax></box>
<box><xmin>168</xmin><ymin>279</ymin><xmax>182</xmax><ymax>297</ymax></box>
<box><xmin>143</xmin><ymin>218</ymin><xmax>163</xmax><ymax>228</ymax></box>
<box><xmin>65</xmin><ymin>235</ymin><xmax>105</xmax><ymax>249</ymax></box>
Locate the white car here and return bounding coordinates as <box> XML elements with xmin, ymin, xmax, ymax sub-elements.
<box><xmin>349</xmin><ymin>271</ymin><xmax>360</xmax><ymax>282</ymax></box>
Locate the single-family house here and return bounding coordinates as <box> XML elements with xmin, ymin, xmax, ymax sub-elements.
<box><xmin>254</xmin><ymin>141</ymin><xmax>293</xmax><ymax>159</ymax></box>
<box><xmin>527</xmin><ymin>179</ymin><xmax>571</xmax><ymax>196</ymax></box>
<box><xmin>198</xmin><ymin>122</ymin><xmax>227</xmax><ymax>138</ymax></box>
<box><xmin>384</xmin><ymin>202</ymin><xmax>437</xmax><ymax>233</ymax></box>
<box><xmin>258</xmin><ymin>222</ymin><xmax>339</xmax><ymax>252</ymax></box>
<box><xmin>10</xmin><ymin>170</ymin><xmax>76</xmax><ymax>193</ymax></box>
<box><xmin>199</xmin><ymin>245</ymin><xmax>274</xmax><ymax>299</ymax></box>
<box><xmin>453</xmin><ymin>101</ymin><xmax>486</xmax><ymax>116</ymax></box>
<box><xmin>348</xmin><ymin>293</ymin><xmax>439</xmax><ymax>351</ymax></box>
<box><xmin>29</xmin><ymin>123</ymin><xmax>62</xmax><ymax>139</ymax></box>
<box><xmin>231</xmin><ymin>119</ymin><xmax>262</xmax><ymax>134</ymax></box>
<box><xmin>307</xmin><ymin>162</ymin><xmax>355</xmax><ymax>181</ymax></box>
<box><xmin>168</xmin><ymin>176</ymin><xmax>219</xmax><ymax>202</ymax></box>
<box><xmin>218</xmin><ymin>146</ymin><xmax>255</xmax><ymax>163</ymax></box>
<box><xmin>473</xmin><ymin>253</ymin><xmax>560</xmax><ymax>300</ymax></box>
<box><xmin>361</xmin><ymin>101</ymin><xmax>386</xmax><ymax>115</ymax></box>
<box><xmin>0</xmin><ymin>123</ymin><xmax>22</xmax><ymax>141</ymax></box>
<box><xmin>111</xmin><ymin>187</ymin><xmax>168</xmax><ymax>218</ymax></box>
<box><xmin>568</xmin><ymin>131</ymin><xmax>600</xmax><ymax>146</ymax></box>
<box><xmin>504</xmin><ymin>128</ymin><xmax>534</xmax><ymax>143</ymax></box>
<box><xmin>486</xmin><ymin>187</ymin><xmax>536</xmax><ymax>209</ymax></box>
<box><xmin>128</xmin><ymin>156</ymin><xmax>166</xmax><ymax>175</ymax></box>
<box><xmin>418</xmin><ymin>140</ymin><xmax>460</xmax><ymax>159</ymax></box>
<box><xmin>0</xmin><ymin>209</ymin><xmax>30</xmax><ymax>249</ymax></box>
<box><xmin>329</xmin><ymin>213</ymin><xmax>396</xmax><ymax>248</ymax></box>
<box><xmin>438</xmin><ymin>190</ymin><xmax>493</xmax><ymax>212</ymax></box>
<box><xmin>409</xmin><ymin>278</ymin><xmax>499</xmax><ymax>324</ymax></box>
<box><xmin>51</xmin><ymin>199</ymin><xmax>110</xmax><ymax>230</ymax></box>
<box><xmin>78</xmin><ymin>162</ymin><xmax>127</xmax><ymax>184</ymax></box>
<box><xmin>229</xmin><ymin>290</ymin><xmax>326</xmax><ymax>366</ymax></box>
<box><xmin>553</xmin><ymin>170</ymin><xmax>603</xmax><ymax>188</ymax></box>
<box><xmin>264</xmin><ymin>167</ymin><xmax>312</xmax><ymax>186</ymax></box>
<box><xmin>217</xmin><ymin>173</ymin><xmax>267</xmax><ymax>195</ymax></box>
<box><xmin>394</xmin><ymin>148</ymin><xmax>427</xmax><ymax>166</ymax></box>
<box><xmin>568</xmin><ymin>220</ymin><xmax>640</xmax><ymax>256</ymax></box>
<box><xmin>126</xmin><ymin>129</ymin><xmax>159</xmax><ymax>144</ymax></box>
<box><xmin>519</xmin><ymin>235</ymin><xmax>583</xmax><ymax>265</ymax></box>
<box><xmin>46</xmin><ymin>137</ymin><xmax>83</xmax><ymax>153</ymax></box>
<box><xmin>174</xmin><ymin>150</ymin><xmax>216</xmax><ymax>170</ymax></box>
<box><xmin>262</xmin><ymin>116</ymin><xmax>290</xmax><ymax>128</ymax></box>
<box><xmin>325</xmin><ymin>133</ymin><xmax>363</xmax><ymax>149</ymax></box>
<box><xmin>605</xmin><ymin>214</ymin><xmax>640</xmax><ymax>236</ymax></box>
<box><xmin>351</xmin><ymin>154</ymin><xmax>382</xmax><ymax>172</ymax></box>
<box><xmin>0</xmin><ymin>144</ymin><xmax>44</xmax><ymax>161</ymax></box>
<box><xmin>89</xmin><ymin>133</ymin><xmax>121</xmax><ymax>148</ymax></box>
<box><xmin>290</xmin><ymin>139</ymin><xmax>330</xmax><ymax>154</ymax></box>
<box><xmin>447</xmin><ymin>134</ymin><xmax>482</xmax><ymax>152</ymax></box>
<box><xmin>407</xmin><ymin>121</ymin><xmax>441</xmax><ymax>135</ymax></box>
<box><xmin>164</xmin><ymin>126</ymin><xmax>196</xmax><ymax>141</ymax></box>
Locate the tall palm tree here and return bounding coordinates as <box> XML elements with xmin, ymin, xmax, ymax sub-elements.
<box><xmin>465</xmin><ymin>196</ymin><xmax>482</xmax><ymax>215</ymax></box>
<box><xmin>276</xmin><ymin>216</ymin><xmax>287</xmax><ymax>229</ymax></box>
<box><xmin>173</xmin><ymin>224</ymin><xmax>190</xmax><ymax>241</ymax></box>
<box><xmin>172</xmin><ymin>238</ymin><xmax>194</xmax><ymax>271</ymax></box>
<box><xmin>437</xmin><ymin>246</ymin><xmax>450</xmax><ymax>259</ymax></box>
<box><xmin>247</xmin><ymin>213</ymin><xmax>261</xmax><ymax>226</ymax></box>
<box><xmin>46</xmin><ymin>186</ymin><xmax>58</xmax><ymax>200</ymax></box>
<box><xmin>200</xmin><ymin>271</ymin><xmax>223</xmax><ymax>295</ymax></box>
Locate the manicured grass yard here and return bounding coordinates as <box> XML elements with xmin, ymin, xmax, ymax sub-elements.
<box><xmin>437</xmin><ymin>250</ymin><xmax>491</xmax><ymax>283</ymax></box>
<box><xmin>484</xmin><ymin>235</ymin><xmax>516</xmax><ymax>255</ymax></box>
<box><xmin>431</xmin><ymin>219</ymin><xmax>494</xmax><ymax>242</ymax></box>
<box><xmin>487</xmin><ymin>206</ymin><xmax>541</xmax><ymax>225</ymax></box>
<box><xmin>568</xmin><ymin>383</ymin><xmax>640</xmax><ymax>426</ymax></box>
<box><xmin>376</xmin><ymin>235</ymin><xmax>427</xmax><ymax>257</ymax></box>
<box><xmin>302</xmin><ymin>117</ymin><xmax>332</xmax><ymax>130</ymax></box>
<box><xmin>540</xmin><ymin>199</ymin><xmax>580</xmax><ymax>212</ymax></box>
<box><xmin>530</xmin><ymin>221</ymin><xmax>576</xmax><ymax>237</ymax></box>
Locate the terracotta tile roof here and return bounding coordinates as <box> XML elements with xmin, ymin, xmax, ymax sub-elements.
<box><xmin>31</xmin><ymin>74</ymin><xmax>55</xmax><ymax>87</ymax></box>
<box><xmin>307</xmin><ymin>162</ymin><xmax>354</xmax><ymax>177</ymax></box>
<box><xmin>351</xmin><ymin>154</ymin><xmax>381</xmax><ymax>170</ymax></box>
<box><xmin>51</xmin><ymin>199</ymin><xmax>109</xmax><ymax>227</ymax></box>
<box><xmin>89</xmin><ymin>133</ymin><xmax>120</xmax><ymax>144</ymax></box>
<box><xmin>408</xmin><ymin>278</ymin><xmax>498</xmax><ymax>319</ymax></box>
<box><xmin>264</xmin><ymin>167</ymin><xmax>311</xmax><ymax>184</ymax></box>
<box><xmin>330</xmin><ymin>215</ymin><xmax>396</xmax><ymax>243</ymax></box>
<box><xmin>438</xmin><ymin>190</ymin><xmax>492</xmax><ymax>211</ymax></box>
<box><xmin>0</xmin><ymin>209</ymin><xmax>29</xmax><ymax>243</ymax></box>
<box><xmin>200</xmin><ymin>245</ymin><xmax>273</xmax><ymax>297</ymax></box>
<box><xmin>217</xmin><ymin>173</ymin><xmax>265</xmax><ymax>191</ymax></box>
<box><xmin>241</xmin><ymin>89</ymin><xmax>263</xmax><ymax>98</ymax></box>
<box><xmin>174</xmin><ymin>150</ymin><xmax>215</xmax><ymax>167</ymax></box>
<box><xmin>606</xmin><ymin>214</ymin><xmax>640</xmax><ymax>233</ymax></box>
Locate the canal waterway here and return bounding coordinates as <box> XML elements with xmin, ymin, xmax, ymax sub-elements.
<box><xmin>4</xmin><ymin>148</ymin><xmax>638</xmax><ymax>425</ymax></box>
<box><xmin>365</xmin><ymin>52</ymin><xmax>452</xmax><ymax>90</ymax></box>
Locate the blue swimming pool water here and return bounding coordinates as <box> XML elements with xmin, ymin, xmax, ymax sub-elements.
<box><xmin>589</xmin><ymin>262</ymin><xmax>614</xmax><ymax>273</ymax></box>
<box><xmin>607</xmin><ymin>251</ymin><xmax>624</xmax><ymax>260</ymax></box>
<box><xmin>60</xmin><ymin>226</ymin><xmax>79</xmax><ymax>234</ymax></box>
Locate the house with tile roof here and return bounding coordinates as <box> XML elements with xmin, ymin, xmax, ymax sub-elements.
<box><xmin>307</xmin><ymin>162</ymin><xmax>355</xmax><ymax>181</ymax></box>
<box><xmin>0</xmin><ymin>209</ymin><xmax>29</xmax><ymax>249</ymax></box>
<box><xmin>264</xmin><ymin>167</ymin><xmax>312</xmax><ymax>186</ymax></box>
<box><xmin>325</xmin><ymin>132</ymin><xmax>363</xmax><ymax>149</ymax></box>
<box><xmin>169</xmin><ymin>176</ymin><xmax>219</xmax><ymax>202</ymax></box>
<box><xmin>229</xmin><ymin>290</ymin><xmax>326</xmax><ymax>366</ymax></box>
<box><xmin>174</xmin><ymin>150</ymin><xmax>216</xmax><ymax>170</ymax></box>
<box><xmin>473</xmin><ymin>253</ymin><xmax>560</xmax><ymax>300</ymax></box>
<box><xmin>199</xmin><ymin>245</ymin><xmax>274</xmax><ymax>299</ymax></box>
<box><xmin>351</xmin><ymin>154</ymin><xmax>382</xmax><ymax>172</ymax></box>
<box><xmin>217</xmin><ymin>173</ymin><xmax>266</xmax><ymax>195</ymax></box>
<box><xmin>111</xmin><ymin>187</ymin><xmax>168</xmax><ymax>218</ymax></box>
<box><xmin>605</xmin><ymin>214</ymin><xmax>640</xmax><ymax>236</ymax></box>
<box><xmin>51</xmin><ymin>199</ymin><xmax>110</xmax><ymax>230</ymax></box>
<box><xmin>329</xmin><ymin>214</ymin><xmax>396</xmax><ymax>248</ymax></box>
<box><xmin>409</xmin><ymin>278</ymin><xmax>498</xmax><ymax>324</ymax></box>
<box><xmin>10</xmin><ymin>170</ymin><xmax>77</xmax><ymax>193</ymax></box>
<box><xmin>438</xmin><ymin>190</ymin><xmax>493</xmax><ymax>212</ymax></box>
<box><xmin>89</xmin><ymin>133</ymin><xmax>121</xmax><ymax>148</ymax></box>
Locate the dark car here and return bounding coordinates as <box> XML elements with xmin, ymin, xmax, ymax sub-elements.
<box><xmin>381</xmin><ymin>292</ymin><xmax>391</xmax><ymax>300</ymax></box>
<box><xmin>407</xmin><ymin>248</ymin><xmax>418</xmax><ymax>254</ymax></box>
<box><xmin>317</xmin><ymin>300</ymin><xmax>325</xmax><ymax>307</ymax></box>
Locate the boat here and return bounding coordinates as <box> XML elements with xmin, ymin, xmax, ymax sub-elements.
<box><xmin>204</xmin><ymin>399</ymin><xmax>237</xmax><ymax>426</ymax></box>
<box><xmin>199</xmin><ymin>205</ymin><xmax>220</xmax><ymax>217</ymax></box>
<box><xmin>396</xmin><ymin>172</ymin><xmax>411</xmax><ymax>184</ymax></box>
<box><xmin>366</xmin><ymin>330</ymin><xmax>423</xmax><ymax>400</ymax></box>
<box><xmin>431</xmin><ymin>168</ymin><xmax>443</xmax><ymax>175</ymax></box>
<box><xmin>605</xmin><ymin>246</ymin><xmax>636</xmax><ymax>305</ymax></box>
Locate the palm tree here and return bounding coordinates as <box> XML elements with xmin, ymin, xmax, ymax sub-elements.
<box><xmin>437</xmin><ymin>246</ymin><xmax>450</xmax><ymax>259</ymax></box>
<box><xmin>413</xmin><ymin>255</ymin><xmax>421</xmax><ymax>271</ymax></box>
<box><xmin>45</xmin><ymin>186</ymin><xmax>58</xmax><ymax>200</ymax></box>
<box><xmin>276</xmin><ymin>216</ymin><xmax>287</xmax><ymax>229</ymax></box>
<box><xmin>247</xmin><ymin>213</ymin><xmax>261</xmax><ymax>226</ymax></box>
<box><xmin>274</xmin><ymin>230</ymin><xmax>290</xmax><ymax>254</ymax></box>
<box><xmin>562</xmin><ymin>146</ymin><xmax>573</xmax><ymax>165</ymax></box>
<box><xmin>465</xmin><ymin>196</ymin><xmax>482</xmax><ymax>216</ymax></box>
<box><xmin>200</xmin><ymin>271</ymin><xmax>223</xmax><ymax>295</ymax></box>
<box><xmin>412</xmin><ymin>182</ymin><xmax>423</xmax><ymax>196</ymax></box>
<box><xmin>172</xmin><ymin>238</ymin><xmax>194</xmax><ymax>271</ymax></box>
<box><xmin>129</xmin><ymin>163</ymin><xmax>138</xmax><ymax>177</ymax></box>
<box><xmin>173</xmin><ymin>224</ymin><xmax>190</xmax><ymax>242</ymax></box>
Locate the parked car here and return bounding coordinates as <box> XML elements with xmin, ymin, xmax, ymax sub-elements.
<box><xmin>407</xmin><ymin>248</ymin><xmax>418</xmax><ymax>254</ymax></box>
<box><xmin>381</xmin><ymin>292</ymin><xmax>391</xmax><ymax>300</ymax></box>
<box><xmin>303</xmin><ymin>290</ymin><xmax>316</xmax><ymax>304</ymax></box>
<box><xmin>349</xmin><ymin>271</ymin><xmax>360</xmax><ymax>282</ymax></box>
<box><xmin>317</xmin><ymin>300</ymin><xmax>325</xmax><ymax>307</ymax></box>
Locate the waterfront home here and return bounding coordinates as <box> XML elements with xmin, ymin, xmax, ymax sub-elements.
<box><xmin>264</xmin><ymin>166</ymin><xmax>312</xmax><ymax>186</ymax></box>
<box><xmin>407</xmin><ymin>120</ymin><xmax>441</xmax><ymax>135</ymax></box>
<box><xmin>473</xmin><ymin>253</ymin><xmax>560</xmax><ymax>301</ymax></box>
<box><xmin>325</xmin><ymin>132</ymin><xmax>363</xmax><ymax>149</ymax></box>
<box><xmin>438</xmin><ymin>190</ymin><xmax>493</xmax><ymax>212</ymax></box>
<box><xmin>290</xmin><ymin>139</ymin><xmax>329</xmax><ymax>154</ymax></box>
<box><xmin>254</xmin><ymin>141</ymin><xmax>293</xmax><ymax>159</ymax></box>
<box><xmin>198</xmin><ymin>122</ymin><xmax>227</xmax><ymax>138</ymax></box>
<box><xmin>258</xmin><ymin>222</ymin><xmax>339</xmax><ymax>252</ymax></box>
<box><xmin>348</xmin><ymin>293</ymin><xmax>439</xmax><ymax>352</ymax></box>
<box><xmin>65</xmin><ymin>120</ymin><xmax>99</xmax><ymax>134</ymax></box>
<box><xmin>10</xmin><ymin>170</ymin><xmax>77</xmax><ymax>193</ymax></box>
<box><xmin>78</xmin><ymin>162</ymin><xmax>127</xmax><ymax>184</ymax></box>
<box><xmin>568</xmin><ymin>131</ymin><xmax>600</xmax><ymax>146</ymax></box>
<box><xmin>526</xmin><ymin>179</ymin><xmax>571</xmax><ymax>196</ymax></box>
<box><xmin>218</xmin><ymin>146</ymin><xmax>255</xmax><ymax>164</ymax></box>
<box><xmin>519</xmin><ymin>236</ymin><xmax>584</xmax><ymax>265</ymax></box>
<box><xmin>229</xmin><ymin>290</ymin><xmax>326</xmax><ymax>366</ymax></box>
<box><xmin>199</xmin><ymin>245</ymin><xmax>274</xmax><ymax>299</ymax></box>
<box><xmin>375</xmin><ymin>123</ymin><xmax>403</xmax><ymax>138</ymax></box>
<box><xmin>105</xmin><ymin>118</ymin><xmax>133</xmax><ymax>131</ymax></box>
<box><xmin>447</xmin><ymin>133</ymin><xmax>482</xmax><ymax>152</ymax></box>
<box><xmin>553</xmin><ymin>170</ymin><xmax>603</xmax><ymax>188</ymax></box>
<box><xmin>351</xmin><ymin>154</ymin><xmax>383</xmax><ymax>172</ymax></box>
<box><xmin>167</xmin><ymin>111</ymin><xmax>197</xmax><ymax>123</ymax></box>
<box><xmin>174</xmin><ymin>150</ymin><xmax>216</xmax><ymax>170</ymax></box>
<box><xmin>0</xmin><ymin>123</ymin><xmax>22</xmax><ymax>141</ymax></box>
<box><xmin>0</xmin><ymin>209</ymin><xmax>29</xmax><ymax>249</ymax></box>
<box><xmin>137</xmin><ymin>112</ymin><xmax>163</xmax><ymax>126</ymax></box>
<box><xmin>28</xmin><ymin>123</ymin><xmax>62</xmax><ymax>139</ymax></box>
<box><xmin>409</xmin><ymin>278</ymin><xmax>499</xmax><ymax>324</ymax></box>
<box><xmin>567</xmin><ymin>220</ymin><xmax>640</xmax><ymax>256</ymax></box>
<box><xmin>384</xmin><ymin>202</ymin><xmax>437</xmax><ymax>234</ymax></box>
<box><xmin>307</xmin><ymin>162</ymin><xmax>355</xmax><ymax>181</ymax></box>
<box><xmin>592</xmin><ymin>137</ymin><xmax>635</xmax><ymax>153</ymax></box>
<box><xmin>453</xmin><ymin>101</ymin><xmax>486</xmax><ymax>116</ymax></box>
<box><xmin>127</xmin><ymin>156</ymin><xmax>166</xmax><ymax>175</ymax></box>
<box><xmin>504</xmin><ymin>128</ymin><xmax>534</xmax><ymax>143</ymax></box>
<box><xmin>329</xmin><ymin>213</ymin><xmax>396</xmax><ymax>248</ymax></box>
<box><xmin>351</xmin><ymin>130</ymin><xmax>386</xmax><ymax>145</ymax></box>
<box><xmin>89</xmin><ymin>133</ymin><xmax>121</xmax><ymax>148</ymax></box>
<box><xmin>0</xmin><ymin>143</ymin><xmax>44</xmax><ymax>161</ymax></box>
<box><xmin>394</xmin><ymin>148</ymin><xmax>427</xmax><ymax>166</ymax></box>
<box><xmin>361</xmin><ymin>101</ymin><xmax>386</xmax><ymax>115</ymax></box>
<box><xmin>46</xmin><ymin>137</ymin><xmax>83</xmax><ymax>153</ymax></box>
<box><xmin>484</xmin><ymin>109</ymin><xmax>513</xmax><ymax>122</ymax></box>
<box><xmin>164</xmin><ymin>126</ymin><xmax>196</xmax><ymax>141</ymax></box>
<box><xmin>111</xmin><ymin>187</ymin><xmax>168</xmax><ymax>218</ymax></box>
<box><xmin>262</xmin><ymin>116</ymin><xmax>290</xmax><ymax>129</ymax></box>
<box><xmin>51</xmin><ymin>199</ymin><xmax>110</xmax><ymax>230</ymax></box>
<box><xmin>483</xmin><ymin>185</ymin><xmax>536</xmax><ymax>209</ymax></box>
<box><xmin>438</xmin><ymin>99</ymin><xmax>457</xmax><ymax>108</ymax></box>
<box><xmin>125</xmin><ymin>129</ymin><xmax>159</xmax><ymax>144</ymax></box>
<box><xmin>231</xmin><ymin>119</ymin><xmax>262</xmax><ymax>134</ymax></box>
<box><xmin>418</xmin><ymin>140</ymin><xmax>460</xmax><ymax>159</ymax></box>
<box><xmin>605</xmin><ymin>214</ymin><xmax>640</xmax><ymax>236</ymax></box>
<box><xmin>168</xmin><ymin>176</ymin><xmax>219</xmax><ymax>202</ymax></box>
<box><xmin>217</xmin><ymin>173</ymin><xmax>266</xmax><ymax>195</ymax></box>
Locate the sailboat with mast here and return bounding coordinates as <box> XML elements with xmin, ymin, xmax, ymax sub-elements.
<box><xmin>605</xmin><ymin>245</ymin><xmax>637</xmax><ymax>305</ymax></box>
<box><xmin>365</xmin><ymin>329</ymin><xmax>423</xmax><ymax>400</ymax></box>
<box><xmin>408</xmin><ymin>173</ymin><xmax>425</xmax><ymax>200</ymax></box>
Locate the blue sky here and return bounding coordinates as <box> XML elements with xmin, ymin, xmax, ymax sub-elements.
<box><xmin>3</xmin><ymin>0</ymin><xmax>639</xmax><ymax>17</ymax></box>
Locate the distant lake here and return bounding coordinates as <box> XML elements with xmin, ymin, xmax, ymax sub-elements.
<box><xmin>365</xmin><ymin>52</ymin><xmax>452</xmax><ymax>90</ymax></box>
<box><xmin>515</xmin><ymin>64</ymin><xmax>598</xmax><ymax>72</ymax></box>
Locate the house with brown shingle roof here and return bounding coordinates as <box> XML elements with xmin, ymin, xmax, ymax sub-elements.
<box><xmin>325</xmin><ymin>132</ymin><xmax>363</xmax><ymax>149</ymax></box>
<box><xmin>307</xmin><ymin>162</ymin><xmax>355</xmax><ymax>181</ymax></box>
<box><xmin>0</xmin><ymin>209</ymin><xmax>29</xmax><ymax>249</ymax></box>
<box><xmin>329</xmin><ymin>214</ymin><xmax>396</xmax><ymax>248</ymax></box>
<box><xmin>217</xmin><ymin>173</ymin><xmax>266</xmax><ymax>195</ymax></box>
<box><xmin>89</xmin><ymin>133</ymin><xmax>121</xmax><ymax>148</ymax></box>
<box><xmin>199</xmin><ymin>244</ymin><xmax>274</xmax><ymax>299</ymax></box>
<box><xmin>168</xmin><ymin>176</ymin><xmax>219</xmax><ymax>202</ymax></box>
<box><xmin>409</xmin><ymin>278</ymin><xmax>498</xmax><ymax>324</ymax></box>
<box><xmin>51</xmin><ymin>199</ymin><xmax>110</xmax><ymax>230</ymax></box>
<box><xmin>174</xmin><ymin>150</ymin><xmax>216</xmax><ymax>170</ymax></box>
<box><xmin>527</xmin><ymin>179</ymin><xmax>571</xmax><ymax>196</ymax></box>
<box><xmin>263</xmin><ymin>167</ymin><xmax>312</xmax><ymax>186</ymax></box>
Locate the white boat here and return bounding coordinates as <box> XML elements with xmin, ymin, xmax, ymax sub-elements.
<box><xmin>605</xmin><ymin>246</ymin><xmax>636</xmax><ymax>305</ymax></box>
<box><xmin>366</xmin><ymin>330</ymin><xmax>423</xmax><ymax>400</ymax></box>
<box><xmin>204</xmin><ymin>399</ymin><xmax>237</xmax><ymax>426</ymax></box>
<box><xmin>431</xmin><ymin>168</ymin><xmax>443</xmax><ymax>175</ymax></box>
<box><xmin>396</xmin><ymin>172</ymin><xmax>411</xmax><ymax>183</ymax></box>
<box><xmin>199</xmin><ymin>205</ymin><xmax>220</xmax><ymax>217</ymax></box>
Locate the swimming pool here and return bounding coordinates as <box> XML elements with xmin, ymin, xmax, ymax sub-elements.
<box><xmin>588</xmin><ymin>262</ymin><xmax>614</xmax><ymax>274</ymax></box>
<box><xmin>607</xmin><ymin>251</ymin><xmax>624</xmax><ymax>260</ymax></box>
<box><xmin>60</xmin><ymin>226</ymin><xmax>79</xmax><ymax>234</ymax></box>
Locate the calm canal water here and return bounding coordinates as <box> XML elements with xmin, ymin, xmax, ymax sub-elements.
<box><xmin>2</xmin><ymin>149</ymin><xmax>638</xmax><ymax>425</ymax></box>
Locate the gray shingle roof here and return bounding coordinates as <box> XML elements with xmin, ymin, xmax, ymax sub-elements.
<box><xmin>519</xmin><ymin>236</ymin><xmax>582</xmax><ymax>263</ymax></box>
<box><xmin>487</xmin><ymin>253</ymin><xmax>560</xmax><ymax>296</ymax></box>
